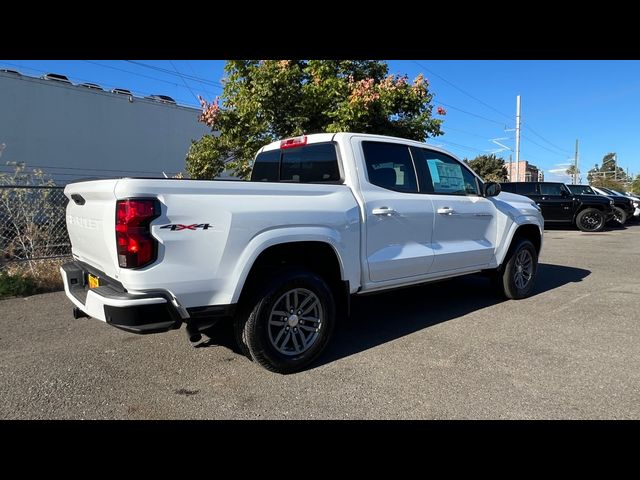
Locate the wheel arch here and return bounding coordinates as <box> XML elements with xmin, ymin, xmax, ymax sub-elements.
<box><xmin>497</xmin><ymin>221</ymin><xmax>542</xmax><ymax>267</ymax></box>
<box><xmin>230</xmin><ymin>229</ymin><xmax>355</xmax><ymax>311</ymax></box>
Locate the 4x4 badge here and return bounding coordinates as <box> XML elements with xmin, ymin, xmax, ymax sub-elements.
<box><xmin>160</xmin><ymin>224</ymin><xmax>211</xmax><ymax>231</ymax></box>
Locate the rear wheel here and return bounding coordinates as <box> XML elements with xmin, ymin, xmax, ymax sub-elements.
<box><xmin>494</xmin><ymin>238</ymin><xmax>538</xmax><ymax>299</ymax></box>
<box><xmin>610</xmin><ymin>206</ymin><xmax>627</xmax><ymax>226</ymax></box>
<box><xmin>234</xmin><ymin>268</ymin><xmax>336</xmax><ymax>374</ymax></box>
<box><xmin>575</xmin><ymin>208</ymin><xmax>605</xmax><ymax>232</ymax></box>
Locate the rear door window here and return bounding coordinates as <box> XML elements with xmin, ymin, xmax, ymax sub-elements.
<box><xmin>362</xmin><ymin>141</ymin><xmax>419</xmax><ymax>193</ymax></box>
<box><xmin>540</xmin><ymin>183</ymin><xmax>562</xmax><ymax>195</ymax></box>
<box><xmin>516</xmin><ymin>183</ymin><xmax>539</xmax><ymax>195</ymax></box>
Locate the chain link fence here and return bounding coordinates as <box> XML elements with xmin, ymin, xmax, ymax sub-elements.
<box><xmin>0</xmin><ymin>185</ymin><xmax>70</xmax><ymax>264</ymax></box>
<box><xmin>0</xmin><ymin>185</ymin><xmax>71</xmax><ymax>296</ymax></box>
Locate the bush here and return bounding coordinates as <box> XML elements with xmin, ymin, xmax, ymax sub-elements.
<box><xmin>0</xmin><ymin>258</ymin><xmax>66</xmax><ymax>299</ymax></box>
<box><xmin>0</xmin><ymin>269</ymin><xmax>38</xmax><ymax>298</ymax></box>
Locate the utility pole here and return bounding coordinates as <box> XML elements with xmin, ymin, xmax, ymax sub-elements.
<box><xmin>574</xmin><ymin>139</ymin><xmax>579</xmax><ymax>184</ymax></box>
<box><xmin>509</xmin><ymin>154</ymin><xmax>512</xmax><ymax>181</ymax></box>
<box><xmin>515</xmin><ymin>95</ymin><xmax>521</xmax><ymax>181</ymax></box>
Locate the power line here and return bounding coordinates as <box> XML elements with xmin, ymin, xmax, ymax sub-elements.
<box><xmin>125</xmin><ymin>60</ymin><xmax>224</xmax><ymax>89</ymax></box>
<box><xmin>442</xmin><ymin>125</ymin><xmax>503</xmax><ymax>140</ymax></box>
<box><xmin>410</xmin><ymin>61</ymin><xmax>574</xmax><ymax>158</ymax></box>
<box><xmin>412</xmin><ymin>60</ymin><xmax>513</xmax><ymax>121</ymax></box>
<box><xmin>435</xmin><ymin>139</ymin><xmax>488</xmax><ymax>153</ymax></box>
<box><xmin>437</xmin><ymin>101</ymin><xmax>506</xmax><ymax>126</ymax></box>
<box><xmin>169</xmin><ymin>60</ymin><xmax>200</xmax><ymax>104</ymax></box>
<box><xmin>520</xmin><ymin>133</ymin><xmax>569</xmax><ymax>157</ymax></box>
<box><xmin>83</xmin><ymin>60</ymin><xmax>219</xmax><ymax>97</ymax></box>
<box><xmin>522</xmin><ymin>122</ymin><xmax>572</xmax><ymax>155</ymax></box>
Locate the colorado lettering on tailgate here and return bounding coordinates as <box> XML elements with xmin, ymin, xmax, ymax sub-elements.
<box><xmin>160</xmin><ymin>223</ymin><xmax>211</xmax><ymax>231</ymax></box>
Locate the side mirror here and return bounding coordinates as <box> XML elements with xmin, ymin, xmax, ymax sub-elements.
<box><xmin>561</xmin><ymin>190</ymin><xmax>569</xmax><ymax>198</ymax></box>
<box><xmin>483</xmin><ymin>182</ymin><xmax>501</xmax><ymax>197</ymax></box>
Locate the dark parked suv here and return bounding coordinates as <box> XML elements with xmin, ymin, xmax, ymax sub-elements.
<box><xmin>500</xmin><ymin>182</ymin><xmax>614</xmax><ymax>232</ymax></box>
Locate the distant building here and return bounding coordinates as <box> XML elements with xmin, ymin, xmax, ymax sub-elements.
<box><xmin>0</xmin><ymin>70</ymin><xmax>210</xmax><ymax>185</ymax></box>
<box><xmin>506</xmin><ymin>160</ymin><xmax>543</xmax><ymax>182</ymax></box>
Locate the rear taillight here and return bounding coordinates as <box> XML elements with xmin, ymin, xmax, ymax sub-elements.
<box><xmin>115</xmin><ymin>199</ymin><xmax>160</xmax><ymax>268</ymax></box>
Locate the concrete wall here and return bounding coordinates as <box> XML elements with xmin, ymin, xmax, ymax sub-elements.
<box><xmin>0</xmin><ymin>72</ymin><xmax>210</xmax><ymax>185</ymax></box>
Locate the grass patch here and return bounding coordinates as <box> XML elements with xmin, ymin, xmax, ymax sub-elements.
<box><xmin>0</xmin><ymin>257</ymin><xmax>67</xmax><ymax>299</ymax></box>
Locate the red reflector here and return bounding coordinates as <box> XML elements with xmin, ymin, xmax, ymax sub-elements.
<box><xmin>280</xmin><ymin>135</ymin><xmax>307</xmax><ymax>149</ymax></box>
<box><xmin>115</xmin><ymin>199</ymin><xmax>159</xmax><ymax>268</ymax></box>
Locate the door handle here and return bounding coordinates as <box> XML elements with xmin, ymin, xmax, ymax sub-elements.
<box><xmin>372</xmin><ymin>207</ymin><xmax>396</xmax><ymax>216</ymax></box>
<box><xmin>437</xmin><ymin>207</ymin><xmax>455</xmax><ymax>215</ymax></box>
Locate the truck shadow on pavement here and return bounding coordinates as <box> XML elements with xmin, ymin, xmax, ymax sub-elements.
<box><xmin>199</xmin><ymin>263</ymin><xmax>590</xmax><ymax>371</ymax></box>
<box><xmin>313</xmin><ymin>262</ymin><xmax>591</xmax><ymax>368</ymax></box>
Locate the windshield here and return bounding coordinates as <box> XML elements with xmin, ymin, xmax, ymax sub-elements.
<box><xmin>568</xmin><ymin>185</ymin><xmax>595</xmax><ymax>195</ymax></box>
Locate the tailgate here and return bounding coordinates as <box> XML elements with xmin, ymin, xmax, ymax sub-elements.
<box><xmin>64</xmin><ymin>180</ymin><xmax>119</xmax><ymax>278</ymax></box>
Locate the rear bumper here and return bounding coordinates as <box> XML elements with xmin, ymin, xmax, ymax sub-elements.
<box><xmin>60</xmin><ymin>261</ymin><xmax>183</xmax><ymax>334</ymax></box>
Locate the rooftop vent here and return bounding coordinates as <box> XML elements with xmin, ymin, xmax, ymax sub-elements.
<box><xmin>112</xmin><ymin>88</ymin><xmax>133</xmax><ymax>96</ymax></box>
<box><xmin>42</xmin><ymin>73</ymin><xmax>72</xmax><ymax>84</ymax></box>
<box><xmin>0</xmin><ymin>68</ymin><xmax>21</xmax><ymax>76</ymax></box>
<box><xmin>145</xmin><ymin>94</ymin><xmax>176</xmax><ymax>105</ymax></box>
<box><xmin>78</xmin><ymin>82</ymin><xmax>104</xmax><ymax>91</ymax></box>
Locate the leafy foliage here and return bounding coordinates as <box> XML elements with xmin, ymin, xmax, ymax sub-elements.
<box><xmin>588</xmin><ymin>153</ymin><xmax>628</xmax><ymax>186</ymax></box>
<box><xmin>0</xmin><ymin>269</ymin><xmax>38</xmax><ymax>299</ymax></box>
<box><xmin>187</xmin><ymin>60</ymin><xmax>445</xmax><ymax>179</ymax></box>
<box><xmin>0</xmin><ymin>163</ymin><xmax>68</xmax><ymax>272</ymax></box>
<box><xmin>630</xmin><ymin>175</ymin><xmax>640</xmax><ymax>195</ymax></box>
<box><xmin>463</xmin><ymin>154</ymin><xmax>508</xmax><ymax>182</ymax></box>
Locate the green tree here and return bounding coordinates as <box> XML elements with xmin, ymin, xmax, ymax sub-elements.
<box><xmin>463</xmin><ymin>154</ymin><xmax>508</xmax><ymax>182</ymax></box>
<box><xmin>186</xmin><ymin>60</ymin><xmax>445</xmax><ymax>179</ymax></box>
<box><xmin>630</xmin><ymin>174</ymin><xmax>640</xmax><ymax>195</ymax></box>
<box><xmin>587</xmin><ymin>153</ymin><xmax>627</xmax><ymax>186</ymax></box>
<box><xmin>566</xmin><ymin>164</ymin><xmax>579</xmax><ymax>178</ymax></box>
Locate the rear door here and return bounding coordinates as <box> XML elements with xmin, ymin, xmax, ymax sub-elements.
<box><xmin>414</xmin><ymin>148</ymin><xmax>497</xmax><ymax>273</ymax></box>
<box><xmin>64</xmin><ymin>180</ymin><xmax>119</xmax><ymax>278</ymax></box>
<box><xmin>355</xmin><ymin>139</ymin><xmax>435</xmax><ymax>282</ymax></box>
<box><xmin>538</xmin><ymin>183</ymin><xmax>573</xmax><ymax>222</ymax></box>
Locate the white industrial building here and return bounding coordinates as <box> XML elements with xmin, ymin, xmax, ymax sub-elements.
<box><xmin>0</xmin><ymin>69</ymin><xmax>210</xmax><ymax>185</ymax></box>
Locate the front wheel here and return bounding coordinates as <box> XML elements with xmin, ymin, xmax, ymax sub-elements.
<box><xmin>234</xmin><ymin>268</ymin><xmax>336</xmax><ymax>374</ymax></box>
<box><xmin>575</xmin><ymin>208</ymin><xmax>605</xmax><ymax>232</ymax></box>
<box><xmin>494</xmin><ymin>238</ymin><xmax>538</xmax><ymax>300</ymax></box>
<box><xmin>610</xmin><ymin>206</ymin><xmax>627</xmax><ymax>226</ymax></box>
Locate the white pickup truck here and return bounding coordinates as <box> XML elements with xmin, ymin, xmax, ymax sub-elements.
<box><xmin>61</xmin><ymin>132</ymin><xmax>544</xmax><ymax>373</ymax></box>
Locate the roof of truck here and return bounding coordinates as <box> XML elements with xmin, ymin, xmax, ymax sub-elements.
<box><xmin>259</xmin><ymin>132</ymin><xmax>456</xmax><ymax>158</ymax></box>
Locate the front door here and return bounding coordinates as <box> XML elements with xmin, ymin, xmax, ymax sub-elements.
<box><xmin>356</xmin><ymin>140</ymin><xmax>436</xmax><ymax>283</ymax></box>
<box><xmin>413</xmin><ymin>148</ymin><xmax>497</xmax><ymax>273</ymax></box>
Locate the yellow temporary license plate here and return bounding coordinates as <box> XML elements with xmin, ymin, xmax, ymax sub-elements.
<box><xmin>87</xmin><ymin>274</ymin><xmax>100</xmax><ymax>289</ymax></box>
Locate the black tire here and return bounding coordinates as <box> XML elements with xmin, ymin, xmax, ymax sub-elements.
<box><xmin>610</xmin><ymin>206</ymin><xmax>627</xmax><ymax>226</ymax></box>
<box><xmin>495</xmin><ymin>238</ymin><xmax>538</xmax><ymax>300</ymax></box>
<box><xmin>233</xmin><ymin>268</ymin><xmax>336</xmax><ymax>374</ymax></box>
<box><xmin>575</xmin><ymin>208</ymin><xmax>606</xmax><ymax>232</ymax></box>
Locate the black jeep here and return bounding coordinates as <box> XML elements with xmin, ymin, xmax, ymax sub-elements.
<box><xmin>500</xmin><ymin>181</ymin><xmax>614</xmax><ymax>232</ymax></box>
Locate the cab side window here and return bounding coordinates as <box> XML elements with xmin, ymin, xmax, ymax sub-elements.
<box><xmin>417</xmin><ymin>149</ymin><xmax>479</xmax><ymax>195</ymax></box>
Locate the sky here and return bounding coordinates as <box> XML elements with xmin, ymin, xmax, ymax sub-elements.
<box><xmin>2</xmin><ymin>59</ymin><xmax>640</xmax><ymax>182</ymax></box>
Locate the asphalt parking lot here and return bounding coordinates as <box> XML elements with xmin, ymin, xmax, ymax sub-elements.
<box><xmin>1</xmin><ymin>224</ymin><xmax>639</xmax><ymax>419</ymax></box>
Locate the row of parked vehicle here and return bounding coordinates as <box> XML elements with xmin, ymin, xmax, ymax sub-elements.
<box><xmin>499</xmin><ymin>181</ymin><xmax>640</xmax><ymax>232</ymax></box>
